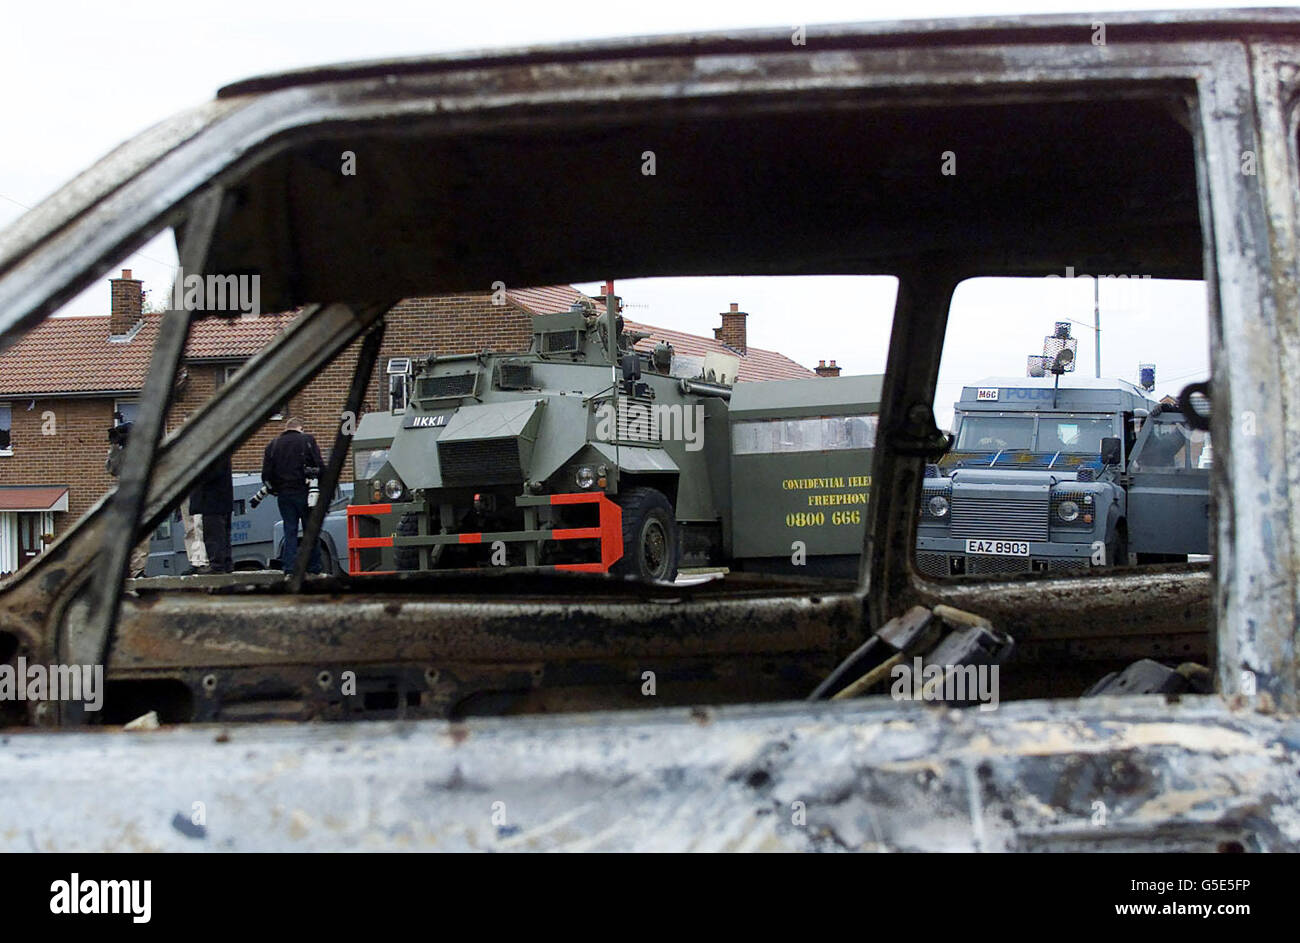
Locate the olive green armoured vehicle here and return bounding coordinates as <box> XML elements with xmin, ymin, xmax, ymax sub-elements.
<box><xmin>347</xmin><ymin>294</ymin><xmax>881</xmax><ymax>580</ymax></box>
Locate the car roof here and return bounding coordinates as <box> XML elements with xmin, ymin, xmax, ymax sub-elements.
<box><xmin>219</xmin><ymin>9</ymin><xmax>1300</xmax><ymax>98</ymax></box>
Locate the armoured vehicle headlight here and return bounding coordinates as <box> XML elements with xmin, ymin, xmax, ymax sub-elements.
<box><xmin>575</xmin><ymin>465</ymin><xmax>596</xmax><ymax>489</ymax></box>
<box><xmin>1057</xmin><ymin>499</ymin><xmax>1081</xmax><ymax>522</ymax></box>
<box><xmin>928</xmin><ymin>495</ymin><xmax>949</xmax><ymax>518</ymax></box>
<box><xmin>384</xmin><ymin>478</ymin><xmax>405</xmax><ymax>501</ymax></box>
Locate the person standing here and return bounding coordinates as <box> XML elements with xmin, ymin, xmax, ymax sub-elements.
<box><xmin>261</xmin><ymin>418</ymin><xmax>325</xmax><ymax>574</ymax></box>
<box><xmin>190</xmin><ymin>455</ymin><xmax>234</xmax><ymax>574</ymax></box>
<box><xmin>172</xmin><ymin>413</ymin><xmax>208</xmax><ymax>573</ymax></box>
<box><xmin>105</xmin><ymin>418</ymin><xmax>150</xmax><ymax>578</ymax></box>
<box><xmin>180</xmin><ymin>503</ymin><xmax>208</xmax><ymax>573</ymax></box>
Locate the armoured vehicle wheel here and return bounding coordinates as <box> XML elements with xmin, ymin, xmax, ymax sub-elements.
<box><xmin>613</xmin><ymin>487</ymin><xmax>679</xmax><ymax>581</ymax></box>
<box><xmin>394</xmin><ymin>512</ymin><xmax>442</xmax><ymax>570</ymax></box>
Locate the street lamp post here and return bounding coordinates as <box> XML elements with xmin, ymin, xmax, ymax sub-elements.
<box><xmin>1094</xmin><ymin>275</ymin><xmax>1101</xmax><ymax>378</ymax></box>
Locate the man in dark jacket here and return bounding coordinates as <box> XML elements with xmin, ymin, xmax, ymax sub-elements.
<box><xmin>190</xmin><ymin>455</ymin><xmax>234</xmax><ymax>573</ymax></box>
<box><xmin>262</xmin><ymin>418</ymin><xmax>325</xmax><ymax>574</ymax></box>
<box><xmin>105</xmin><ymin>419</ymin><xmax>150</xmax><ymax>578</ymax></box>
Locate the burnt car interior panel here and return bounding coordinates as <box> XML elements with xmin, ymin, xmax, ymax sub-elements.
<box><xmin>0</xmin><ymin>9</ymin><xmax>1297</xmax><ymax>851</ymax></box>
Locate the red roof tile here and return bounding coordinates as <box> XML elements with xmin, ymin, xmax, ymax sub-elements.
<box><xmin>623</xmin><ymin>319</ymin><xmax>812</xmax><ymax>383</ymax></box>
<box><xmin>186</xmin><ymin>313</ymin><xmax>296</xmax><ymax>359</ymax></box>
<box><xmin>0</xmin><ymin>286</ymin><xmax>811</xmax><ymax>396</ymax></box>
<box><xmin>506</xmin><ymin>285</ymin><xmax>587</xmax><ymax>316</ymax></box>
<box><xmin>0</xmin><ymin>313</ymin><xmax>296</xmax><ymax>396</ymax></box>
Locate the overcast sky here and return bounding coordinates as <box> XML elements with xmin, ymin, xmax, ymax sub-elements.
<box><xmin>1</xmin><ymin>0</ymin><xmax>1229</xmax><ymax>426</ymax></box>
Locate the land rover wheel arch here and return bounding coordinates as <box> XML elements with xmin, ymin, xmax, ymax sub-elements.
<box><xmin>612</xmin><ymin>486</ymin><xmax>679</xmax><ymax>581</ymax></box>
<box><xmin>1107</xmin><ymin>512</ymin><xmax>1129</xmax><ymax>568</ymax></box>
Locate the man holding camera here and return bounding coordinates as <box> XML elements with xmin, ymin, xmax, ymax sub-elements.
<box><xmin>261</xmin><ymin>418</ymin><xmax>325</xmax><ymax>574</ymax></box>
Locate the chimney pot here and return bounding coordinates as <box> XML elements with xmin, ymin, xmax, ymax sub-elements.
<box><xmin>109</xmin><ymin>270</ymin><xmax>144</xmax><ymax>336</ymax></box>
<box><xmin>717</xmin><ymin>304</ymin><xmax>748</xmax><ymax>354</ymax></box>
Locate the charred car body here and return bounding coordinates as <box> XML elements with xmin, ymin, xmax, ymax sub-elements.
<box><xmin>0</xmin><ymin>10</ymin><xmax>1297</xmax><ymax>850</ymax></box>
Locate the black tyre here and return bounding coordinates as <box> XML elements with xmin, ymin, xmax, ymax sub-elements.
<box><xmin>394</xmin><ymin>512</ymin><xmax>441</xmax><ymax>570</ymax></box>
<box><xmin>394</xmin><ymin>512</ymin><xmax>420</xmax><ymax>570</ymax></box>
<box><xmin>612</xmin><ymin>487</ymin><xmax>679</xmax><ymax>581</ymax></box>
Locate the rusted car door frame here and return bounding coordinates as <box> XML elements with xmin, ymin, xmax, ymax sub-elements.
<box><xmin>0</xmin><ymin>17</ymin><xmax>1293</xmax><ymax>719</ymax></box>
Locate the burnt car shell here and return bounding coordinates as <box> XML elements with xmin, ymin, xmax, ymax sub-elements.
<box><xmin>0</xmin><ymin>9</ymin><xmax>1298</xmax><ymax>850</ymax></box>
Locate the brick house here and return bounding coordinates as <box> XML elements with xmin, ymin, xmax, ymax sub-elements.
<box><xmin>0</xmin><ymin>276</ymin><xmax>811</xmax><ymax>572</ymax></box>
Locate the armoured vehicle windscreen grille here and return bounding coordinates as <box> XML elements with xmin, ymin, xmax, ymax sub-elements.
<box><xmin>950</xmin><ymin>495</ymin><xmax>1049</xmax><ymax>541</ymax></box>
<box><xmin>418</xmin><ymin>373</ymin><xmax>476</xmax><ymax>400</ymax></box>
<box><xmin>544</xmin><ymin>330</ymin><xmax>580</xmax><ymax>353</ymax></box>
<box><xmin>496</xmin><ymin>362</ymin><xmax>533</xmax><ymax>389</ymax></box>
<box><xmin>438</xmin><ymin>438</ymin><xmax>523</xmax><ymax>485</ymax></box>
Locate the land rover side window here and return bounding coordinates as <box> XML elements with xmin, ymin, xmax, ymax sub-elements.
<box><xmin>919</xmin><ymin>274</ymin><xmax>1211</xmax><ymax>582</ymax></box>
<box><xmin>1129</xmin><ymin>417</ymin><xmax>1203</xmax><ymax>471</ymax></box>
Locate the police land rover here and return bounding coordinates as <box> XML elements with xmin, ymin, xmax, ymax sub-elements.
<box><xmin>917</xmin><ymin>328</ymin><xmax>1211</xmax><ymax>578</ymax></box>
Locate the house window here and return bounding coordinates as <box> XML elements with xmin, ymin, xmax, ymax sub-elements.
<box><xmin>0</xmin><ymin>405</ymin><xmax>10</xmax><ymax>454</ymax></box>
<box><xmin>221</xmin><ymin>365</ymin><xmax>286</xmax><ymax>419</ymax></box>
<box><xmin>114</xmin><ymin>400</ymin><xmax>140</xmax><ymax>426</ymax></box>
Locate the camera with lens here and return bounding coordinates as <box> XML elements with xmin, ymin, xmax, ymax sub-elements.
<box><xmin>107</xmin><ymin>421</ymin><xmax>132</xmax><ymax>447</ymax></box>
<box><xmin>249</xmin><ymin>484</ymin><xmax>272</xmax><ymax>509</ymax></box>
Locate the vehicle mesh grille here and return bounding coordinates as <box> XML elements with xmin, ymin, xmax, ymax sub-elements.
<box><xmin>544</xmin><ymin>330</ymin><xmax>579</xmax><ymax>353</ymax></box>
<box><xmin>497</xmin><ymin>363</ymin><xmax>533</xmax><ymax>389</ymax></box>
<box><xmin>915</xmin><ymin>553</ymin><xmax>949</xmax><ymax>578</ymax></box>
<box><xmin>438</xmin><ymin>438</ymin><xmax>522</xmax><ymax>485</ymax></box>
<box><xmin>1048</xmin><ymin>558</ymin><xmax>1092</xmax><ymax>573</ymax></box>
<box><xmin>967</xmin><ymin>554</ymin><xmax>1033</xmax><ymax>575</ymax></box>
<box><xmin>1050</xmin><ymin>490</ymin><xmax>1090</xmax><ymax>523</ymax></box>
<box><xmin>951</xmin><ymin>495</ymin><xmax>1048</xmax><ymax>540</ymax></box>
<box><xmin>920</xmin><ymin>486</ymin><xmax>951</xmax><ymax>520</ymax></box>
<box><xmin>419</xmin><ymin>373</ymin><xmax>476</xmax><ymax>400</ymax></box>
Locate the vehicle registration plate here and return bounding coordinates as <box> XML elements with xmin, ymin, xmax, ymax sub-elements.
<box><xmin>966</xmin><ymin>539</ymin><xmax>1029</xmax><ymax>556</ymax></box>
